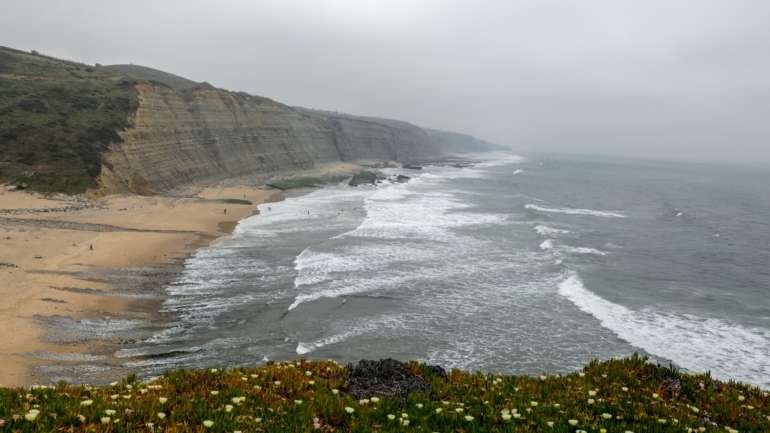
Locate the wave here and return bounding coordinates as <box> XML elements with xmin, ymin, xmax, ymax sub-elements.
<box><xmin>561</xmin><ymin>246</ymin><xmax>608</xmax><ymax>256</ymax></box>
<box><xmin>539</xmin><ymin>239</ymin><xmax>555</xmax><ymax>250</ymax></box>
<box><xmin>525</xmin><ymin>204</ymin><xmax>627</xmax><ymax>219</ymax></box>
<box><xmin>558</xmin><ymin>273</ymin><xmax>770</xmax><ymax>387</ymax></box>
<box><xmin>533</xmin><ymin>225</ymin><xmax>570</xmax><ymax>236</ymax></box>
<box><xmin>513</xmin><ymin>169</ymin><xmax>524</xmax><ymax>175</ymax></box>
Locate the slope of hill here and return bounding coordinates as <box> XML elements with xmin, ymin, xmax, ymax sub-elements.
<box><xmin>0</xmin><ymin>46</ymin><xmax>504</xmax><ymax>194</ymax></box>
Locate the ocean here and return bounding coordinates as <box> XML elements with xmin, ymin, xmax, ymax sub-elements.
<box><xmin>122</xmin><ymin>153</ymin><xmax>770</xmax><ymax>387</ymax></box>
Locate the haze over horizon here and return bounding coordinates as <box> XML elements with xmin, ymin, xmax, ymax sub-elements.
<box><xmin>2</xmin><ymin>0</ymin><xmax>769</xmax><ymax>165</ymax></box>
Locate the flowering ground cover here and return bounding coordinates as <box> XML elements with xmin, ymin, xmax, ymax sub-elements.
<box><xmin>1</xmin><ymin>355</ymin><xmax>767</xmax><ymax>432</ymax></box>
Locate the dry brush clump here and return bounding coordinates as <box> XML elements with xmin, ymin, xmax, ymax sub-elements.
<box><xmin>0</xmin><ymin>355</ymin><xmax>768</xmax><ymax>432</ymax></box>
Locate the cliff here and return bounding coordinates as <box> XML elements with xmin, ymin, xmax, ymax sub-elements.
<box><xmin>0</xmin><ymin>47</ymin><xmax>504</xmax><ymax>194</ymax></box>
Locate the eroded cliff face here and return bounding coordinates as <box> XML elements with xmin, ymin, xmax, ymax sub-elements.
<box><xmin>100</xmin><ymin>83</ymin><xmax>496</xmax><ymax>193</ymax></box>
<box><xmin>100</xmin><ymin>84</ymin><xmax>339</xmax><ymax>193</ymax></box>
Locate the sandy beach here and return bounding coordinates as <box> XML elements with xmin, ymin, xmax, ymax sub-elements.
<box><xmin>0</xmin><ymin>162</ymin><xmax>363</xmax><ymax>387</ymax></box>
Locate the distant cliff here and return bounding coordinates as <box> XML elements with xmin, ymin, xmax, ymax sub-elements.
<box><xmin>0</xmin><ymin>46</ymin><xmax>504</xmax><ymax>194</ymax></box>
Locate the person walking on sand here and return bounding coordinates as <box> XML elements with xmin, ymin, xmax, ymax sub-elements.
<box><xmin>224</xmin><ymin>208</ymin><xmax>227</xmax><ymax>215</ymax></box>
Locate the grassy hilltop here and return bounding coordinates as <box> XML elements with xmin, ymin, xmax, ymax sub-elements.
<box><xmin>0</xmin><ymin>47</ymin><xmax>139</xmax><ymax>193</ymax></box>
<box><xmin>0</xmin><ymin>356</ymin><xmax>767</xmax><ymax>432</ymax></box>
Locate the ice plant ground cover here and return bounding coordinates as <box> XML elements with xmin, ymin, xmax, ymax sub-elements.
<box><xmin>1</xmin><ymin>355</ymin><xmax>768</xmax><ymax>432</ymax></box>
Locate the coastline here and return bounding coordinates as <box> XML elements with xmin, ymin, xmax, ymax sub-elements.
<box><xmin>0</xmin><ymin>162</ymin><xmax>363</xmax><ymax>387</ymax></box>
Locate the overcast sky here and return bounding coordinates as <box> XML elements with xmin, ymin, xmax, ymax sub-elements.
<box><xmin>2</xmin><ymin>0</ymin><xmax>769</xmax><ymax>164</ymax></box>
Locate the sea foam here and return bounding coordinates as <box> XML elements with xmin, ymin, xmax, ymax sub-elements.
<box><xmin>525</xmin><ymin>204</ymin><xmax>627</xmax><ymax>218</ymax></box>
<box><xmin>558</xmin><ymin>272</ymin><xmax>770</xmax><ymax>387</ymax></box>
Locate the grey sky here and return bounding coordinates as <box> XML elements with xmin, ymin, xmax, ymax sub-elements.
<box><xmin>2</xmin><ymin>0</ymin><xmax>769</xmax><ymax>164</ymax></box>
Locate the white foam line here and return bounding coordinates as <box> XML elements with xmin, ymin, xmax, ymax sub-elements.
<box><xmin>526</xmin><ymin>204</ymin><xmax>627</xmax><ymax>219</ymax></box>
<box><xmin>559</xmin><ymin>272</ymin><xmax>770</xmax><ymax>387</ymax></box>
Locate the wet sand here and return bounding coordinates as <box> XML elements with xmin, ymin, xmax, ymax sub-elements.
<box><xmin>0</xmin><ymin>162</ymin><xmax>363</xmax><ymax>386</ymax></box>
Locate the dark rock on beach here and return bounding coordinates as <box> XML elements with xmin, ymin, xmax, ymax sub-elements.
<box><xmin>348</xmin><ymin>171</ymin><xmax>385</xmax><ymax>186</ymax></box>
<box><xmin>403</xmin><ymin>164</ymin><xmax>423</xmax><ymax>170</ymax></box>
<box><xmin>394</xmin><ymin>174</ymin><xmax>411</xmax><ymax>183</ymax></box>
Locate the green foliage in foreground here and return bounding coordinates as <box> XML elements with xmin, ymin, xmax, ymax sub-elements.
<box><xmin>0</xmin><ymin>356</ymin><xmax>768</xmax><ymax>432</ymax></box>
<box><xmin>0</xmin><ymin>47</ymin><xmax>138</xmax><ymax>193</ymax></box>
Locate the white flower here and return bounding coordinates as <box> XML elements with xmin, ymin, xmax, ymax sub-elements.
<box><xmin>435</xmin><ymin>408</ymin><xmax>442</xmax><ymax>414</ymax></box>
<box><xmin>232</xmin><ymin>396</ymin><xmax>245</xmax><ymax>404</ymax></box>
<box><xmin>464</xmin><ymin>415</ymin><xmax>474</xmax><ymax>421</ymax></box>
<box><xmin>101</xmin><ymin>417</ymin><xmax>111</xmax><ymax>424</ymax></box>
<box><xmin>344</xmin><ymin>406</ymin><xmax>355</xmax><ymax>414</ymax></box>
<box><xmin>578</xmin><ymin>372</ymin><xmax>585</xmax><ymax>377</ymax></box>
<box><xmin>530</xmin><ymin>401</ymin><xmax>538</xmax><ymax>407</ymax></box>
<box><xmin>226</xmin><ymin>404</ymin><xmax>234</xmax><ymax>412</ymax></box>
<box><xmin>24</xmin><ymin>410</ymin><xmax>40</xmax><ymax>422</ymax></box>
<box><xmin>738</xmin><ymin>395</ymin><xmax>746</xmax><ymax>401</ymax></box>
<box><xmin>401</xmin><ymin>419</ymin><xmax>410</xmax><ymax>426</ymax></box>
<box><xmin>305</xmin><ymin>370</ymin><xmax>313</xmax><ymax>376</ymax></box>
<box><xmin>657</xmin><ymin>418</ymin><xmax>667</xmax><ymax>424</ymax></box>
<box><xmin>652</xmin><ymin>393</ymin><xmax>659</xmax><ymax>399</ymax></box>
<box><xmin>110</xmin><ymin>394</ymin><xmax>119</xmax><ymax>400</ymax></box>
<box><xmin>358</xmin><ymin>398</ymin><xmax>369</xmax><ymax>405</ymax></box>
<box><xmin>210</xmin><ymin>368</ymin><xmax>218</xmax><ymax>373</ymax></box>
<box><xmin>540</xmin><ymin>375</ymin><xmax>547</xmax><ymax>380</ymax></box>
<box><xmin>273</xmin><ymin>381</ymin><xmax>281</xmax><ymax>386</ymax></box>
<box><xmin>331</xmin><ymin>389</ymin><xmax>339</xmax><ymax>395</ymax></box>
<box><xmin>294</xmin><ymin>400</ymin><xmax>302</xmax><ymax>405</ymax></box>
<box><xmin>81</xmin><ymin>399</ymin><xmax>93</xmax><ymax>406</ymax></box>
<box><xmin>547</xmin><ymin>421</ymin><xmax>554</xmax><ymax>427</ymax></box>
<box><xmin>105</xmin><ymin>409</ymin><xmax>117</xmax><ymax>416</ymax></box>
<box><xmin>588</xmin><ymin>390</ymin><xmax>597</xmax><ymax>396</ymax></box>
<box><xmin>601</xmin><ymin>413</ymin><xmax>612</xmax><ymax>419</ymax></box>
<box><xmin>415</xmin><ymin>403</ymin><xmax>422</xmax><ymax>409</ymax></box>
<box><xmin>568</xmin><ymin>419</ymin><xmax>579</xmax><ymax>426</ymax></box>
<box><xmin>502</xmin><ymin>413</ymin><xmax>512</xmax><ymax>421</ymax></box>
<box><xmin>203</xmin><ymin>420</ymin><xmax>214</xmax><ymax>428</ymax></box>
<box><xmin>210</xmin><ymin>390</ymin><xmax>219</xmax><ymax>396</ymax></box>
<box><xmin>553</xmin><ymin>403</ymin><xmax>560</xmax><ymax>408</ymax></box>
<box><xmin>77</xmin><ymin>414</ymin><xmax>86</xmax><ymax>423</ymax></box>
<box><xmin>371</xmin><ymin>396</ymin><xmax>380</xmax><ymax>403</ymax></box>
<box><xmin>587</xmin><ymin>398</ymin><xmax>595</xmax><ymax>404</ymax></box>
<box><xmin>455</xmin><ymin>407</ymin><xmax>464</xmax><ymax>413</ymax></box>
<box><xmin>157</xmin><ymin>412</ymin><xmax>166</xmax><ymax>419</ymax></box>
<box><xmin>387</xmin><ymin>414</ymin><xmax>396</xmax><ymax>420</ymax></box>
<box><xmin>308</xmin><ymin>380</ymin><xmax>315</xmax><ymax>385</ymax></box>
<box><xmin>621</xmin><ymin>386</ymin><xmax>629</xmax><ymax>392</ymax></box>
<box><xmin>159</xmin><ymin>397</ymin><xmax>168</xmax><ymax>404</ymax></box>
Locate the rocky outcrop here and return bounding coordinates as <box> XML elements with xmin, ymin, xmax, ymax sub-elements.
<box><xmin>98</xmin><ymin>76</ymin><xmax>502</xmax><ymax>193</ymax></box>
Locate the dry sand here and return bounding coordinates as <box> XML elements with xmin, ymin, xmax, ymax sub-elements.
<box><xmin>0</xmin><ymin>162</ymin><xmax>364</xmax><ymax>386</ymax></box>
<box><xmin>0</xmin><ymin>185</ymin><xmax>286</xmax><ymax>386</ymax></box>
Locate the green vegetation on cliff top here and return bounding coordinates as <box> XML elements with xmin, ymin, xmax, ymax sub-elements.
<box><xmin>0</xmin><ymin>356</ymin><xmax>767</xmax><ymax>432</ymax></box>
<box><xmin>0</xmin><ymin>47</ymin><xmax>139</xmax><ymax>193</ymax></box>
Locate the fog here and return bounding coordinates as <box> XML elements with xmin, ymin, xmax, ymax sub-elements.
<box><xmin>2</xmin><ymin>0</ymin><xmax>769</xmax><ymax>164</ymax></box>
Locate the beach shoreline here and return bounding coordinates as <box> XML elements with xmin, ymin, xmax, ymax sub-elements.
<box><xmin>0</xmin><ymin>162</ymin><xmax>363</xmax><ymax>387</ymax></box>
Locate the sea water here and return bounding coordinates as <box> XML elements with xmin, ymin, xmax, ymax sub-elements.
<box><xmin>123</xmin><ymin>153</ymin><xmax>770</xmax><ymax>387</ymax></box>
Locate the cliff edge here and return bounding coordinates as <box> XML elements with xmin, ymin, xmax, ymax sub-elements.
<box><xmin>0</xmin><ymin>47</ymin><xmax>505</xmax><ymax>194</ymax></box>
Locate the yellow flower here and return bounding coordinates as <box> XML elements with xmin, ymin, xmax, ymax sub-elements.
<box><xmin>652</xmin><ymin>393</ymin><xmax>659</xmax><ymax>399</ymax></box>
